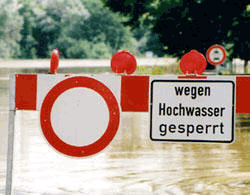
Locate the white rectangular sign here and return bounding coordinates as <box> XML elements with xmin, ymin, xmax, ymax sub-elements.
<box><xmin>150</xmin><ymin>77</ymin><xmax>235</xmax><ymax>143</ymax></box>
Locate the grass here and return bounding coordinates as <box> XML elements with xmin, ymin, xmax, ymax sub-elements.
<box><xmin>135</xmin><ymin>61</ymin><xmax>182</xmax><ymax>75</ymax></box>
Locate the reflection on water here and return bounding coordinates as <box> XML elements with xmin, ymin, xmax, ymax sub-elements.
<box><xmin>0</xmin><ymin>111</ymin><xmax>248</xmax><ymax>194</ymax></box>
<box><xmin>0</xmin><ymin>80</ymin><xmax>250</xmax><ymax>194</ymax></box>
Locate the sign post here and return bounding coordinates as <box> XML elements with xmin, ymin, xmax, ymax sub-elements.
<box><xmin>6</xmin><ymin>74</ymin><xmax>16</xmax><ymax>195</ymax></box>
<box><xmin>150</xmin><ymin>76</ymin><xmax>235</xmax><ymax>143</ymax></box>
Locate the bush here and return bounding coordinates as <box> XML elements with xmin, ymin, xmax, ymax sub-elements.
<box><xmin>50</xmin><ymin>36</ymin><xmax>76</xmax><ymax>58</ymax></box>
<box><xmin>90</xmin><ymin>42</ymin><xmax>111</xmax><ymax>59</ymax></box>
<box><xmin>65</xmin><ymin>39</ymin><xmax>112</xmax><ymax>59</ymax></box>
<box><xmin>66</xmin><ymin>40</ymin><xmax>91</xmax><ymax>58</ymax></box>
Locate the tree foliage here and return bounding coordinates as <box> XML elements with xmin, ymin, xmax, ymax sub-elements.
<box><xmin>15</xmin><ymin>0</ymin><xmax>136</xmax><ymax>59</ymax></box>
<box><xmin>32</xmin><ymin>0</ymin><xmax>89</xmax><ymax>58</ymax></box>
<box><xmin>18</xmin><ymin>0</ymin><xmax>37</xmax><ymax>59</ymax></box>
<box><xmin>102</xmin><ymin>0</ymin><xmax>250</xmax><ymax>62</ymax></box>
<box><xmin>67</xmin><ymin>0</ymin><xmax>134</xmax><ymax>55</ymax></box>
<box><xmin>0</xmin><ymin>0</ymin><xmax>23</xmax><ymax>58</ymax></box>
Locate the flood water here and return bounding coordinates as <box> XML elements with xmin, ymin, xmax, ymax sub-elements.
<box><xmin>0</xmin><ymin>75</ymin><xmax>250</xmax><ymax>195</ymax></box>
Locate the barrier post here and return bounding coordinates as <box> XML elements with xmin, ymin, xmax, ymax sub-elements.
<box><xmin>5</xmin><ymin>74</ymin><xmax>16</xmax><ymax>195</ymax></box>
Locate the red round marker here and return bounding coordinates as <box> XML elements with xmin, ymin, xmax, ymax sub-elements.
<box><xmin>180</xmin><ymin>50</ymin><xmax>207</xmax><ymax>75</ymax></box>
<box><xmin>50</xmin><ymin>48</ymin><xmax>59</xmax><ymax>74</ymax></box>
<box><xmin>206</xmin><ymin>45</ymin><xmax>226</xmax><ymax>65</ymax></box>
<box><xmin>111</xmin><ymin>50</ymin><xmax>137</xmax><ymax>74</ymax></box>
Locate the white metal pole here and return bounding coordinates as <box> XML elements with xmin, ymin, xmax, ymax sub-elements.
<box><xmin>5</xmin><ymin>111</ymin><xmax>15</xmax><ymax>195</ymax></box>
<box><xmin>6</xmin><ymin>74</ymin><xmax>16</xmax><ymax>195</ymax></box>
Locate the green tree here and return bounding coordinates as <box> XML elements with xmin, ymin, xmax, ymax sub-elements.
<box><xmin>18</xmin><ymin>0</ymin><xmax>140</xmax><ymax>59</ymax></box>
<box><xmin>32</xmin><ymin>0</ymin><xmax>89</xmax><ymax>58</ymax></box>
<box><xmin>18</xmin><ymin>0</ymin><xmax>37</xmax><ymax>59</ymax></box>
<box><xmin>102</xmin><ymin>0</ymin><xmax>250</xmax><ymax>64</ymax></box>
<box><xmin>0</xmin><ymin>0</ymin><xmax>23</xmax><ymax>58</ymax></box>
<box><xmin>71</xmin><ymin>0</ymin><xmax>134</xmax><ymax>54</ymax></box>
<box><xmin>230</xmin><ymin>5</ymin><xmax>250</xmax><ymax>72</ymax></box>
<box><xmin>51</xmin><ymin>0</ymin><xmax>136</xmax><ymax>58</ymax></box>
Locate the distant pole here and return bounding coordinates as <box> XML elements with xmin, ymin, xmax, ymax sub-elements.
<box><xmin>215</xmin><ymin>65</ymin><xmax>221</xmax><ymax>75</ymax></box>
<box><xmin>244</xmin><ymin>60</ymin><xmax>248</xmax><ymax>74</ymax></box>
<box><xmin>227</xmin><ymin>60</ymin><xmax>233</xmax><ymax>74</ymax></box>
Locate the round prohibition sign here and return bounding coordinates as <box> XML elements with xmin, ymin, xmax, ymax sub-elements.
<box><xmin>206</xmin><ymin>45</ymin><xmax>226</xmax><ymax>65</ymax></box>
<box><xmin>40</xmin><ymin>76</ymin><xmax>120</xmax><ymax>157</ymax></box>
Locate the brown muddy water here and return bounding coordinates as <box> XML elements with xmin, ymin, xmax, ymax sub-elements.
<box><xmin>0</xmin><ymin>75</ymin><xmax>249</xmax><ymax>195</ymax></box>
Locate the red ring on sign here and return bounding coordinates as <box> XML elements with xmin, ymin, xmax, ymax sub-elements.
<box><xmin>206</xmin><ymin>45</ymin><xmax>226</xmax><ymax>65</ymax></box>
<box><xmin>40</xmin><ymin>76</ymin><xmax>120</xmax><ymax>157</ymax></box>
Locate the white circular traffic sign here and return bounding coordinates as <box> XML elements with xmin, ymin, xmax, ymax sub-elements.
<box><xmin>206</xmin><ymin>45</ymin><xmax>226</xmax><ymax>65</ymax></box>
<box><xmin>40</xmin><ymin>76</ymin><xmax>120</xmax><ymax>157</ymax></box>
<box><xmin>51</xmin><ymin>88</ymin><xmax>109</xmax><ymax>146</ymax></box>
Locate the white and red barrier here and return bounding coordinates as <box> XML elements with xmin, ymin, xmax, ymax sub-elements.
<box><xmin>9</xmin><ymin>73</ymin><xmax>250</xmax><ymax>154</ymax></box>
<box><xmin>12</xmin><ymin>74</ymin><xmax>250</xmax><ymax>114</ymax></box>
